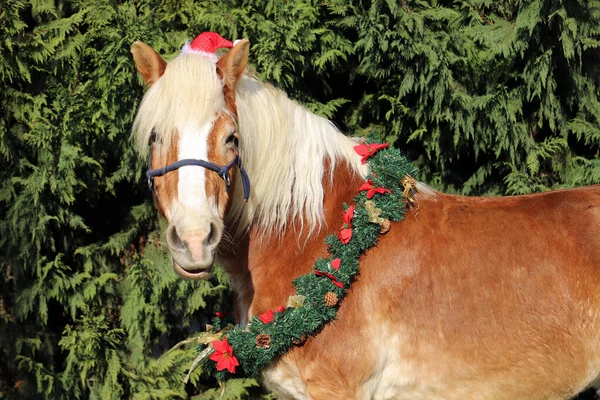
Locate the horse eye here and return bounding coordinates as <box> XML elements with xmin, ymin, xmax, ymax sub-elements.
<box><xmin>149</xmin><ymin>130</ymin><xmax>157</xmax><ymax>145</ymax></box>
<box><xmin>226</xmin><ymin>134</ymin><xmax>239</xmax><ymax>148</ymax></box>
<box><xmin>149</xmin><ymin>129</ymin><xmax>163</xmax><ymax>145</ymax></box>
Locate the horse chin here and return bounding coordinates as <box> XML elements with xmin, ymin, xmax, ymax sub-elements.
<box><xmin>172</xmin><ymin>260</ymin><xmax>213</xmax><ymax>280</ymax></box>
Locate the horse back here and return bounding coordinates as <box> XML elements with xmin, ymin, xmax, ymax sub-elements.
<box><xmin>409</xmin><ymin>183</ymin><xmax>600</xmax><ymax>275</ymax></box>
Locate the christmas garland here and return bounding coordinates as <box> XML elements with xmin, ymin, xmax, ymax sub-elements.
<box><xmin>187</xmin><ymin>142</ymin><xmax>417</xmax><ymax>381</ymax></box>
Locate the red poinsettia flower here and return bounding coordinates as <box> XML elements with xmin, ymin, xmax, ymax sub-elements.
<box><xmin>354</xmin><ymin>142</ymin><xmax>389</xmax><ymax>164</ymax></box>
<box><xmin>330</xmin><ymin>258</ymin><xmax>341</xmax><ymax>271</ymax></box>
<box><xmin>359</xmin><ymin>179</ymin><xmax>392</xmax><ymax>199</ymax></box>
<box><xmin>258</xmin><ymin>305</ymin><xmax>286</xmax><ymax>324</ymax></box>
<box><xmin>338</xmin><ymin>205</ymin><xmax>355</xmax><ymax>244</ymax></box>
<box><xmin>209</xmin><ymin>337</ymin><xmax>239</xmax><ymax>373</ymax></box>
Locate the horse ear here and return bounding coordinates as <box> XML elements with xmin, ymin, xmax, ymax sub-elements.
<box><xmin>131</xmin><ymin>41</ymin><xmax>167</xmax><ymax>86</ymax></box>
<box><xmin>217</xmin><ymin>39</ymin><xmax>249</xmax><ymax>89</ymax></box>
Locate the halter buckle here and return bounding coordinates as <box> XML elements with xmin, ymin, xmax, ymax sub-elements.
<box><xmin>221</xmin><ymin>170</ymin><xmax>231</xmax><ymax>190</ymax></box>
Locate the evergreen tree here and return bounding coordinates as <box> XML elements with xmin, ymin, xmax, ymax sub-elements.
<box><xmin>1</xmin><ymin>0</ymin><xmax>598</xmax><ymax>398</ymax></box>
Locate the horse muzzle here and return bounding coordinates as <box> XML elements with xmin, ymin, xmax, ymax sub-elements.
<box><xmin>166</xmin><ymin>223</ymin><xmax>220</xmax><ymax>280</ymax></box>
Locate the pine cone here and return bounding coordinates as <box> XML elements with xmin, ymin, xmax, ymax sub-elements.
<box><xmin>324</xmin><ymin>291</ymin><xmax>338</xmax><ymax>307</ymax></box>
<box><xmin>379</xmin><ymin>219</ymin><xmax>391</xmax><ymax>234</ymax></box>
<box><xmin>255</xmin><ymin>333</ymin><xmax>271</xmax><ymax>349</ymax></box>
<box><xmin>292</xmin><ymin>335</ymin><xmax>307</xmax><ymax>346</ymax></box>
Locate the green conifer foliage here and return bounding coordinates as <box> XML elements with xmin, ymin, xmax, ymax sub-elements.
<box><xmin>1</xmin><ymin>2</ymin><xmax>232</xmax><ymax>398</ymax></box>
<box><xmin>343</xmin><ymin>0</ymin><xmax>600</xmax><ymax>195</ymax></box>
<box><xmin>1</xmin><ymin>0</ymin><xmax>599</xmax><ymax>398</ymax></box>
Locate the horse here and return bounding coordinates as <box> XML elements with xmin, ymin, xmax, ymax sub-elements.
<box><xmin>130</xmin><ymin>35</ymin><xmax>600</xmax><ymax>399</ymax></box>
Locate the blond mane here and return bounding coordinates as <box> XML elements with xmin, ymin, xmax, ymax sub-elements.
<box><xmin>133</xmin><ymin>53</ymin><xmax>368</xmax><ymax>237</ymax></box>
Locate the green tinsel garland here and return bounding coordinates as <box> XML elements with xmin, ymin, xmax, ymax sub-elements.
<box><xmin>199</xmin><ymin>145</ymin><xmax>416</xmax><ymax>380</ymax></box>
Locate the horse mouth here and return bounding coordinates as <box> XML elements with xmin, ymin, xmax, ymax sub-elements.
<box><xmin>172</xmin><ymin>260</ymin><xmax>213</xmax><ymax>280</ymax></box>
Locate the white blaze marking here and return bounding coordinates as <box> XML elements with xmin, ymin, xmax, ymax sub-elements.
<box><xmin>177</xmin><ymin>121</ymin><xmax>217</xmax><ymax>217</ymax></box>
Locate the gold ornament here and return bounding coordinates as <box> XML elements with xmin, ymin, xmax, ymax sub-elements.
<box><xmin>364</xmin><ymin>200</ymin><xmax>391</xmax><ymax>234</ymax></box>
<box><xmin>401</xmin><ymin>175</ymin><xmax>418</xmax><ymax>210</ymax></box>
<box><xmin>286</xmin><ymin>294</ymin><xmax>306</xmax><ymax>308</ymax></box>
<box><xmin>255</xmin><ymin>333</ymin><xmax>271</xmax><ymax>349</ymax></box>
<box><xmin>180</xmin><ymin>323</ymin><xmax>234</xmax><ymax>384</ymax></box>
<box><xmin>324</xmin><ymin>292</ymin><xmax>338</xmax><ymax>307</ymax></box>
<box><xmin>364</xmin><ymin>200</ymin><xmax>383</xmax><ymax>223</ymax></box>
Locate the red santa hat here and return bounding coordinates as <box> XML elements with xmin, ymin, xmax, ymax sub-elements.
<box><xmin>181</xmin><ymin>32</ymin><xmax>241</xmax><ymax>61</ymax></box>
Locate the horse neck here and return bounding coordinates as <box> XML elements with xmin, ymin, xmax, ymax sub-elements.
<box><xmin>220</xmin><ymin>78</ymin><xmax>368</xmax><ymax>323</ymax></box>
<box><xmin>221</xmin><ymin>159</ymin><xmax>365</xmax><ymax>324</ymax></box>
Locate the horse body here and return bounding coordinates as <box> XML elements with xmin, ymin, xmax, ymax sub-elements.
<box><xmin>227</xmin><ymin>176</ymin><xmax>600</xmax><ymax>399</ymax></box>
<box><xmin>131</xmin><ymin>37</ymin><xmax>600</xmax><ymax>399</ymax></box>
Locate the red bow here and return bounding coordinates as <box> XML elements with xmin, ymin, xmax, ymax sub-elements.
<box><xmin>359</xmin><ymin>179</ymin><xmax>391</xmax><ymax>199</ymax></box>
<box><xmin>338</xmin><ymin>205</ymin><xmax>354</xmax><ymax>244</ymax></box>
<box><xmin>330</xmin><ymin>258</ymin><xmax>341</xmax><ymax>271</ymax></box>
<box><xmin>354</xmin><ymin>142</ymin><xmax>389</xmax><ymax>164</ymax></box>
<box><xmin>314</xmin><ymin>270</ymin><xmax>344</xmax><ymax>288</ymax></box>
<box><xmin>258</xmin><ymin>305</ymin><xmax>286</xmax><ymax>324</ymax></box>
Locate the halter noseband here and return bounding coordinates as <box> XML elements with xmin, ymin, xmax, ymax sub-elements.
<box><xmin>146</xmin><ymin>147</ymin><xmax>251</xmax><ymax>202</ymax></box>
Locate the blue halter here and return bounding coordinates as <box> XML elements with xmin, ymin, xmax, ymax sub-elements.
<box><xmin>146</xmin><ymin>147</ymin><xmax>251</xmax><ymax>202</ymax></box>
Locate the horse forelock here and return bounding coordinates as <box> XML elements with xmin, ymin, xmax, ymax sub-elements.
<box><xmin>132</xmin><ymin>53</ymin><xmax>225</xmax><ymax>157</ymax></box>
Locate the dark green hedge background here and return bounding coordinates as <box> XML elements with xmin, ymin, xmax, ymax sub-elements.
<box><xmin>1</xmin><ymin>0</ymin><xmax>599</xmax><ymax>398</ymax></box>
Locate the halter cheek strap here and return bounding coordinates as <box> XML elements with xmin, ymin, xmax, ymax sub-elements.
<box><xmin>146</xmin><ymin>149</ymin><xmax>251</xmax><ymax>202</ymax></box>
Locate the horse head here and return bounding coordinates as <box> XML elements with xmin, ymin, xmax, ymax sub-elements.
<box><xmin>131</xmin><ymin>34</ymin><xmax>250</xmax><ymax>280</ymax></box>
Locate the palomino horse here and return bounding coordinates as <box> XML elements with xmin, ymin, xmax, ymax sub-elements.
<box><xmin>131</xmin><ymin>35</ymin><xmax>600</xmax><ymax>399</ymax></box>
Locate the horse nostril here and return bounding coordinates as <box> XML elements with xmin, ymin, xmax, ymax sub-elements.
<box><xmin>167</xmin><ymin>225</ymin><xmax>185</xmax><ymax>250</ymax></box>
<box><xmin>205</xmin><ymin>223</ymin><xmax>216</xmax><ymax>245</ymax></box>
